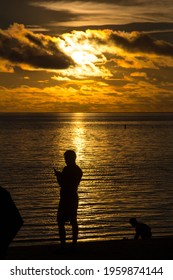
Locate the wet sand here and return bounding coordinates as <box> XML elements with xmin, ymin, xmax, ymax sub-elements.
<box><xmin>5</xmin><ymin>237</ymin><xmax>173</xmax><ymax>260</ymax></box>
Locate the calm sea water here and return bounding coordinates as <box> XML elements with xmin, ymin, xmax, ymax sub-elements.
<box><xmin>0</xmin><ymin>112</ymin><xmax>173</xmax><ymax>245</ymax></box>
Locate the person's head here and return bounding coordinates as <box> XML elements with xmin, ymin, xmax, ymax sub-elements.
<box><xmin>129</xmin><ymin>217</ymin><xmax>138</xmax><ymax>227</ymax></box>
<box><xmin>64</xmin><ymin>150</ymin><xmax>76</xmax><ymax>166</ymax></box>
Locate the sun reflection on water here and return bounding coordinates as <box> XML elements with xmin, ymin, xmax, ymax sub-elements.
<box><xmin>70</xmin><ymin>113</ymin><xmax>86</xmax><ymax>162</ymax></box>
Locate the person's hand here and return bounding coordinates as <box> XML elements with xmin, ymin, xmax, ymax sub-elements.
<box><xmin>53</xmin><ymin>168</ymin><xmax>61</xmax><ymax>177</ymax></box>
<box><xmin>53</xmin><ymin>167</ymin><xmax>57</xmax><ymax>175</ymax></box>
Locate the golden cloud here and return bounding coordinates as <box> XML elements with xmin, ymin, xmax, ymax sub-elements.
<box><xmin>1</xmin><ymin>24</ymin><xmax>173</xmax><ymax>112</ymax></box>
<box><xmin>0</xmin><ymin>23</ymin><xmax>74</xmax><ymax>71</ymax></box>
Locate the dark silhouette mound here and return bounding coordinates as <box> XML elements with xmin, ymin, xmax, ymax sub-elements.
<box><xmin>0</xmin><ymin>186</ymin><xmax>23</xmax><ymax>259</ymax></box>
<box><xmin>6</xmin><ymin>237</ymin><xmax>173</xmax><ymax>260</ymax></box>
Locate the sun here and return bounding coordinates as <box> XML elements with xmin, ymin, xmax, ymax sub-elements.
<box><xmin>71</xmin><ymin>50</ymin><xmax>97</xmax><ymax>65</ymax></box>
<box><xmin>58</xmin><ymin>31</ymin><xmax>100</xmax><ymax>65</ymax></box>
<box><xmin>56</xmin><ymin>32</ymin><xmax>108</xmax><ymax>78</ymax></box>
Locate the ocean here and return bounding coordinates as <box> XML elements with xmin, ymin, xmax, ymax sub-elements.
<box><xmin>0</xmin><ymin>112</ymin><xmax>173</xmax><ymax>246</ymax></box>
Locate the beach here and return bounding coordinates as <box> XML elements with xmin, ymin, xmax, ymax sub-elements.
<box><xmin>5</xmin><ymin>237</ymin><xmax>173</xmax><ymax>260</ymax></box>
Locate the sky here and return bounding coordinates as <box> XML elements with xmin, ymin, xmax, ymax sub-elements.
<box><xmin>0</xmin><ymin>0</ymin><xmax>173</xmax><ymax>112</ymax></box>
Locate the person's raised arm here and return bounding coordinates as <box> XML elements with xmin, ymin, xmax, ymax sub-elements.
<box><xmin>53</xmin><ymin>168</ymin><xmax>62</xmax><ymax>186</ymax></box>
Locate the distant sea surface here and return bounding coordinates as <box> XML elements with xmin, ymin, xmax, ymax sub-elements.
<box><xmin>0</xmin><ymin>112</ymin><xmax>173</xmax><ymax>246</ymax></box>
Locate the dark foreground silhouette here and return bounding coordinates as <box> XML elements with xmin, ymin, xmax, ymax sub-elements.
<box><xmin>129</xmin><ymin>218</ymin><xmax>152</xmax><ymax>240</ymax></box>
<box><xmin>5</xmin><ymin>237</ymin><xmax>173</xmax><ymax>260</ymax></box>
<box><xmin>54</xmin><ymin>150</ymin><xmax>83</xmax><ymax>249</ymax></box>
<box><xmin>0</xmin><ymin>186</ymin><xmax>23</xmax><ymax>259</ymax></box>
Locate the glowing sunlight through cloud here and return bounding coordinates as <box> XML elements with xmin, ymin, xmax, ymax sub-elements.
<box><xmin>1</xmin><ymin>23</ymin><xmax>173</xmax><ymax>112</ymax></box>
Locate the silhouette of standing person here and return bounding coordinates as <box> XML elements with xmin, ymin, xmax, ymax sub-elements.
<box><xmin>0</xmin><ymin>186</ymin><xmax>23</xmax><ymax>259</ymax></box>
<box><xmin>129</xmin><ymin>218</ymin><xmax>152</xmax><ymax>240</ymax></box>
<box><xmin>54</xmin><ymin>150</ymin><xmax>83</xmax><ymax>249</ymax></box>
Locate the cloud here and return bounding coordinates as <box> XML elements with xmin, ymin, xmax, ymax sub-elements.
<box><xmin>1</xmin><ymin>0</ymin><xmax>173</xmax><ymax>39</ymax></box>
<box><xmin>130</xmin><ymin>72</ymin><xmax>148</xmax><ymax>79</ymax></box>
<box><xmin>110</xmin><ymin>31</ymin><xmax>173</xmax><ymax>57</ymax></box>
<box><xmin>0</xmin><ymin>23</ymin><xmax>74</xmax><ymax>71</ymax></box>
<box><xmin>1</xmin><ymin>25</ymin><xmax>173</xmax><ymax>80</ymax></box>
<box><xmin>0</xmin><ymin>24</ymin><xmax>173</xmax><ymax>113</ymax></box>
<box><xmin>0</xmin><ymin>60</ymin><xmax>14</xmax><ymax>72</ymax></box>
<box><xmin>30</xmin><ymin>0</ymin><xmax>173</xmax><ymax>28</ymax></box>
<box><xmin>60</xmin><ymin>28</ymin><xmax>173</xmax><ymax>59</ymax></box>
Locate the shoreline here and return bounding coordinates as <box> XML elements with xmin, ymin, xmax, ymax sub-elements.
<box><xmin>5</xmin><ymin>236</ymin><xmax>173</xmax><ymax>260</ymax></box>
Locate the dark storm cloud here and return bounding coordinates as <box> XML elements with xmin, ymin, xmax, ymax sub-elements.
<box><xmin>110</xmin><ymin>32</ymin><xmax>173</xmax><ymax>57</ymax></box>
<box><xmin>0</xmin><ymin>24</ymin><xmax>74</xmax><ymax>69</ymax></box>
<box><xmin>1</xmin><ymin>0</ymin><xmax>173</xmax><ymax>40</ymax></box>
<box><xmin>0</xmin><ymin>0</ymin><xmax>80</xmax><ymax>30</ymax></box>
<box><xmin>29</xmin><ymin>0</ymin><xmax>167</xmax><ymax>6</ymax></box>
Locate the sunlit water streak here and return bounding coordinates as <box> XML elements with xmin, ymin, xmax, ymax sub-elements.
<box><xmin>0</xmin><ymin>112</ymin><xmax>173</xmax><ymax>245</ymax></box>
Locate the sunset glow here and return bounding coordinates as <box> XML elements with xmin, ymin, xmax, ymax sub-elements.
<box><xmin>0</xmin><ymin>0</ymin><xmax>173</xmax><ymax>112</ymax></box>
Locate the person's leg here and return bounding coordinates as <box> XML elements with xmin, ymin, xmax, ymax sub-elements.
<box><xmin>58</xmin><ymin>218</ymin><xmax>66</xmax><ymax>248</ymax></box>
<box><xmin>71</xmin><ymin>218</ymin><xmax>78</xmax><ymax>245</ymax></box>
